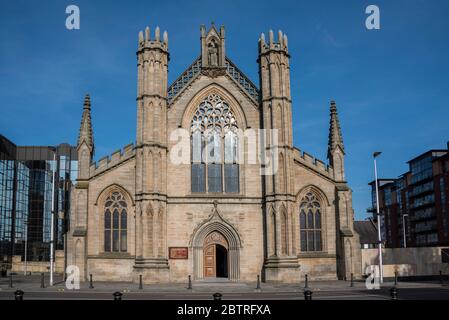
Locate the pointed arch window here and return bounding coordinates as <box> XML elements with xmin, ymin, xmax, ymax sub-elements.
<box><xmin>299</xmin><ymin>192</ymin><xmax>322</xmax><ymax>252</ymax></box>
<box><xmin>191</xmin><ymin>93</ymin><xmax>239</xmax><ymax>193</ymax></box>
<box><xmin>104</xmin><ymin>192</ymin><xmax>127</xmax><ymax>252</ymax></box>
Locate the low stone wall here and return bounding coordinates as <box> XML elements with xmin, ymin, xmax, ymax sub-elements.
<box><xmin>299</xmin><ymin>256</ymin><xmax>338</xmax><ymax>280</ymax></box>
<box><xmin>87</xmin><ymin>258</ymin><xmax>134</xmax><ymax>282</ymax></box>
<box><xmin>11</xmin><ymin>250</ymin><xmax>65</xmax><ymax>274</ymax></box>
<box><xmin>361</xmin><ymin>247</ymin><xmax>449</xmax><ymax>277</ymax></box>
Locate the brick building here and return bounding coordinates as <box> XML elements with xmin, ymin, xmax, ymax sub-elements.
<box><xmin>369</xmin><ymin>143</ymin><xmax>449</xmax><ymax>248</ymax></box>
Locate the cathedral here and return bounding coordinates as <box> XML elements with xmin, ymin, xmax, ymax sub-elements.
<box><xmin>67</xmin><ymin>24</ymin><xmax>361</xmax><ymax>283</ymax></box>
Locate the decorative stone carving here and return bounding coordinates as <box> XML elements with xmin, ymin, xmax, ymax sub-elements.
<box><xmin>204</xmin><ymin>231</ymin><xmax>229</xmax><ymax>248</ymax></box>
<box><xmin>201</xmin><ymin>67</ymin><xmax>226</xmax><ymax>78</ymax></box>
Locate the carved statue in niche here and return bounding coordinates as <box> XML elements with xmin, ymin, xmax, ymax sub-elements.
<box><xmin>207</xmin><ymin>39</ymin><xmax>219</xmax><ymax>67</ymax></box>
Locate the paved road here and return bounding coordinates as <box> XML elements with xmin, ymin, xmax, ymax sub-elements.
<box><xmin>1</xmin><ymin>287</ymin><xmax>449</xmax><ymax>300</ymax></box>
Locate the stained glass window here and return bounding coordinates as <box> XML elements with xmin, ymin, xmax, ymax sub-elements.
<box><xmin>299</xmin><ymin>192</ymin><xmax>323</xmax><ymax>252</ymax></box>
<box><xmin>104</xmin><ymin>192</ymin><xmax>127</xmax><ymax>253</ymax></box>
<box><xmin>190</xmin><ymin>93</ymin><xmax>239</xmax><ymax>193</ymax></box>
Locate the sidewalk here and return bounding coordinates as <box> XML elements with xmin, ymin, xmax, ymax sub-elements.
<box><xmin>0</xmin><ymin>273</ymin><xmax>446</xmax><ymax>294</ymax></box>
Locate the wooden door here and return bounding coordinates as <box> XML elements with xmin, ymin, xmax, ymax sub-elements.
<box><xmin>203</xmin><ymin>244</ymin><xmax>216</xmax><ymax>277</ymax></box>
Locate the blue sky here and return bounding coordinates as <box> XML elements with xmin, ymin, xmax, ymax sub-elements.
<box><xmin>1</xmin><ymin>0</ymin><xmax>448</xmax><ymax>220</ymax></box>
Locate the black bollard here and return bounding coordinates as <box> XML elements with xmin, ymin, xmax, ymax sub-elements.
<box><xmin>41</xmin><ymin>273</ymin><xmax>45</xmax><ymax>288</ymax></box>
<box><xmin>350</xmin><ymin>273</ymin><xmax>354</xmax><ymax>287</ymax></box>
<box><xmin>89</xmin><ymin>274</ymin><xmax>94</xmax><ymax>289</ymax></box>
<box><xmin>256</xmin><ymin>275</ymin><xmax>261</xmax><ymax>290</ymax></box>
<box><xmin>440</xmin><ymin>271</ymin><xmax>444</xmax><ymax>285</ymax></box>
<box><xmin>113</xmin><ymin>291</ymin><xmax>123</xmax><ymax>300</ymax></box>
<box><xmin>394</xmin><ymin>271</ymin><xmax>398</xmax><ymax>286</ymax></box>
<box><xmin>187</xmin><ymin>275</ymin><xmax>192</xmax><ymax>290</ymax></box>
<box><xmin>304</xmin><ymin>274</ymin><xmax>309</xmax><ymax>289</ymax></box>
<box><xmin>9</xmin><ymin>274</ymin><xmax>13</xmax><ymax>288</ymax></box>
<box><xmin>390</xmin><ymin>287</ymin><xmax>398</xmax><ymax>300</ymax></box>
<box><xmin>139</xmin><ymin>275</ymin><xmax>143</xmax><ymax>290</ymax></box>
<box><xmin>14</xmin><ymin>290</ymin><xmax>24</xmax><ymax>301</ymax></box>
<box><xmin>213</xmin><ymin>292</ymin><xmax>222</xmax><ymax>301</ymax></box>
<box><xmin>304</xmin><ymin>290</ymin><xmax>313</xmax><ymax>301</ymax></box>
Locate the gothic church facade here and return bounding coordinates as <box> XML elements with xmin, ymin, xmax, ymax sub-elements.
<box><xmin>67</xmin><ymin>24</ymin><xmax>361</xmax><ymax>283</ymax></box>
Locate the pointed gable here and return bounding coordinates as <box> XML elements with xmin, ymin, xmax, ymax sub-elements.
<box><xmin>168</xmin><ymin>24</ymin><xmax>259</xmax><ymax>106</ymax></box>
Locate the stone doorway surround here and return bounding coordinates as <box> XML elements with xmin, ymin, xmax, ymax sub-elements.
<box><xmin>190</xmin><ymin>201</ymin><xmax>242</xmax><ymax>281</ymax></box>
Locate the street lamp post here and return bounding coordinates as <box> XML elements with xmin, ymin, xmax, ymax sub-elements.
<box><xmin>50</xmin><ymin>151</ymin><xmax>56</xmax><ymax>286</ymax></box>
<box><xmin>373</xmin><ymin>151</ymin><xmax>383</xmax><ymax>284</ymax></box>
<box><xmin>402</xmin><ymin>214</ymin><xmax>409</xmax><ymax>248</ymax></box>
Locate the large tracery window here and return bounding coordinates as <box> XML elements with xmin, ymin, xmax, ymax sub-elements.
<box><xmin>299</xmin><ymin>192</ymin><xmax>322</xmax><ymax>252</ymax></box>
<box><xmin>191</xmin><ymin>93</ymin><xmax>239</xmax><ymax>193</ymax></box>
<box><xmin>104</xmin><ymin>192</ymin><xmax>127</xmax><ymax>252</ymax></box>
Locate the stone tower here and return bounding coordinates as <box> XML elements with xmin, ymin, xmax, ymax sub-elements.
<box><xmin>134</xmin><ymin>25</ymin><xmax>170</xmax><ymax>281</ymax></box>
<box><xmin>258</xmin><ymin>30</ymin><xmax>299</xmax><ymax>281</ymax></box>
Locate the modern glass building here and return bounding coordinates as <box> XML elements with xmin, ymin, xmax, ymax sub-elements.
<box><xmin>0</xmin><ymin>135</ymin><xmax>77</xmax><ymax>267</ymax></box>
<box><xmin>0</xmin><ymin>135</ymin><xmax>21</xmax><ymax>265</ymax></box>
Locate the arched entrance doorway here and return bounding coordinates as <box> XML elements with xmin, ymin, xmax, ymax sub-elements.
<box><xmin>203</xmin><ymin>231</ymin><xmax>229</xmax><ymax>278</ymax></box>
<box><xmin>190</xmin><ymin>209</ymin><xmax>242</xmax><ymax>281</ymax></box>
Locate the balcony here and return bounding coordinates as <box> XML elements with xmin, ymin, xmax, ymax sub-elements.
<box><xmin>413</xmin><ymin>221</ymin><xmax>437</xmax><ymax>233</ymax></box>
<box><xmin>411</xmin><ymin>202</ymin><xmax>434</xmax><ymax>210</ymax></box>
<box><xmin>409</xmin><ymin>181</ymin><xmax>434</xmax><ymax>198</ymax></box>
<box><xmin>411</xmin><ymin>207</ymin><xmax>436</xmax><ymax>221</ymax></box>
<box><xmin>411</xmin><ymin>214</ymin><xmax>436</xmax><ymax>222</ymax></box>
<box><xmin>410</xmin><ymin>170</ymin><xmax>433</xmax><ymax>185</ymax></box>
<box><xmin>410</xmin><ymin>195</ymin><xmax>435</xmax><ymax>209</ymax></box>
